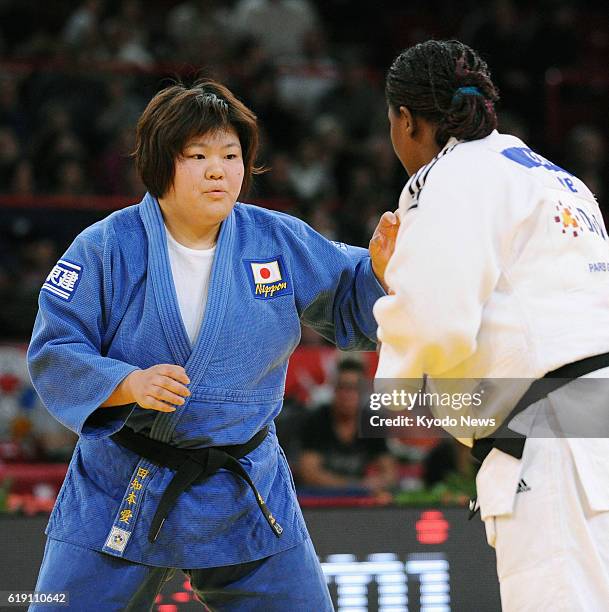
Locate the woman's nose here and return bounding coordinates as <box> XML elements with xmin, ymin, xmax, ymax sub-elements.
<box><xmin>205</xmin><ymin>160</ymin><xmax>224</xmax><ymax>179</ymax></box>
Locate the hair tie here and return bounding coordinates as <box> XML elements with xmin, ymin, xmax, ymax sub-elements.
<box><xmin>452</xmin><ymin>86</ymin><xmax>483</xmax><ymax>104</ymax></box>
<box><xmin>197</xmin><ymin>92</ymin><xmax>228</xmax><ymax>109</ymax></box>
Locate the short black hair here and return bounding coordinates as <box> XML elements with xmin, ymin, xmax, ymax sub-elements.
<box><xmin>386</xmin><ymin>40</ymin><xmax>500</xmax><ymax>148</ymax></box>
<box><xmin>134</xmin><ymin>79</ymin><xmax>262</xmax><ymax>198</ymax></box>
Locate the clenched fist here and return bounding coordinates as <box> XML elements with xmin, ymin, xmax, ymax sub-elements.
<box><xmin>369</xmin><ymin>210</ymin><xmax>400</xmax><ymax>293</ymax></box>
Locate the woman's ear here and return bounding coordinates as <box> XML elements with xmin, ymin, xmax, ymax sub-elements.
<box><xmin>399</xmin><ymin>106</ymin><xmax>416</xmax><ymax>136</ymax></box>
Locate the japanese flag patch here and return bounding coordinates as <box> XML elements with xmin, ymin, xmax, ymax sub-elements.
<box><xmin>251</xmin><ymin>260</ymin><xmax>281</xmax><ymax>284</ymax></box>
<box><xmin>243</xmin><ymin>255</ymin><xmax>292</xmax><ymax>299</ymax></box>
<box><xmin>42</xmin><ymin>259</ymin><xmax>83</xmax><ymax>301</ymax></box>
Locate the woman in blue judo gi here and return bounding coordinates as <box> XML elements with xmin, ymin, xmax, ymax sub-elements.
<box><xmin>27</xmin><ymin>79</ymin><xmax>399</xmax><ymax>611</ymax></box>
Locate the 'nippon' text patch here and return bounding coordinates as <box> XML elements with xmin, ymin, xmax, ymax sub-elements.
<box><xmin>243</xmin><ymin>255</ymin><xmax>292</xmax><ymax>300</ymax></box>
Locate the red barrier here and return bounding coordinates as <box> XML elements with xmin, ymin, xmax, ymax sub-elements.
<box><xmin>0</xmin><ymin>463</ymin><xmax>67</xmax><ymax>495</ymax></box>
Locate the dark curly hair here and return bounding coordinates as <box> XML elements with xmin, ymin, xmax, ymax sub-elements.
<box><xmin>386</xmin><ymin>40</ymin><xmax>500</xmax><ymax>148</ymax></box>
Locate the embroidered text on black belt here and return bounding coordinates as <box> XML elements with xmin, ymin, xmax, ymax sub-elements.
<box><xmin>111</xmin><ymin>426</ymin><xmax>283</xmax><ymax>542</ymax></box>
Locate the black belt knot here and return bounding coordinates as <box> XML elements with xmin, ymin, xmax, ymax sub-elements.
<box><xmin>111</xmin><ymin>426</ymin><xmax>283</xmax><ymax>542</ymax></box>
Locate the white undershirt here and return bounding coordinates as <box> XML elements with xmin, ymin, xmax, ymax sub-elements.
<box><xmin>165</xmin><ymin>228</ymin><xmax>216</xmax><ymax>345</ymax></box>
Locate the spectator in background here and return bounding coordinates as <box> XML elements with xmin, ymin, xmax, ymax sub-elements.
<box><xmin>166</xmin><ymin>0</ymin><xmax>237</xmax><ymax>65</ymax></box>
<box><xmin>527</xmin><ymin>0</ymin><xmax>580</xmax><ymax>74</ymax></box>
<box><xmin>10</xmin><ymin>159</ymin><xmax>36</xmax><ymax>195</ymax></box>
<box><xmin>97</xmin><ymin>126</ymin><xmax>140</xmax><ymax>195</ymax></box>
<box><xmin>275</xmin><ymin>28</ymin><xmax>338</xmax><ymax>119</ymax></box>
<box><xmin>104</xmin><ymin>18</ymin><xmax>153</xmax><ymax>68</ymax></box>
<box><xmin>316</xmin><ymin>55</ymin><xmax>384</xmax><ymax>145</ymax></box>
<box><xmin>338</xmin><ymin>164</ymin><xmax>379</xmax><ymax>245</ymax></box>
<box><xmin>241</xmin><ymin>61</ymin><xmax>302</xmax><ymax>152</ymax></box>
<box><xmin>20</xmin><ymin>238</ymin><xmax>58</xmax><ymax>294</ymax></box>
<box><xmin>62</xmin><ymin>0</ymin><xmax>105</xmax><ymax>49</ymax></box>
<box><xmin>254</xmin><ymin>151</ymin><xmax>302</xmax><ymax>213</ymax></box>
<box><xmin>53</xmin><ymin>158</ymin><xmax>89</xmax><ymax>195</ymax></box>
<box><xmin>297</xmin><ymin>358</ymin><xmax>398</xmax><ymax>495</ymax></box>
<box><xmin>421</xmin><ymin>439</ymin><xmax>475</xmax><ymax>489</ymax></box>
<box><xmin>29</xmin><ymin>103</ymin><xmax>85</xmax><ymax>192</ymax></box>
<box><xmin>0</xmin><ymin>126</ymin><xmax>20</xmax><ymax>191</ymax></box>
<box><xmin>63</xmin><ymin>19</ymin><xmax>110</xmax><ymax>64</ymax></box>
<box><xmin>112</xmin><ymin>0</ymin><xmax>148</xmax><ymax>44</ymax></box>
<box><xmin>0</xmin><ymin>237</ymin><xmax>59</xmax><ymax>340</ymax></box>
<box><xmin>308</xmin><ymin>200</ymin><xmax>339</xmax><ymax>241</ymax></box>
<box><xmin>287</xmin><ymin>136</ymin><xmax>335</xmax><ymax>207</ymax></box>
<box><xmin>232</xmin><ymin>0</ymin><xmax>320</xmax><ymax>64</ymax></box>
<box><xmin>95</xmin><ymin>77</ymin><xmax>143</xmax><ymax>142</ymax></box>
<box><xmin>359</xmin><ymin>133</ymin><xmax>403</xmax><ymax>238</ymax></box>
<box><xmin>461</xmin><ymin>0</ymin><xmax>535</xmax><ymax>109</ymax></box>
<box><xmin>0</xmin><ymin>75</ymin><xmax>28</xmax><ymax>143</ymax></box>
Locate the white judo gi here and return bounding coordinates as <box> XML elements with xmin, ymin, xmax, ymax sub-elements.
<box><xmin>374</xmin><ymin>130</ymin><xmax>609</xmax><ymax>611</ymax></box>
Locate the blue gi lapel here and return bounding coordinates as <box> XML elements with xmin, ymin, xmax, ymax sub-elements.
<box><xmin>186</xmin><ymin>207</ymin><xmax>234</xmax><ymax>377</ymax></box>
<box><xmin>139</xmin><ymin>194</ymin><xmax>191</xmax><ymax>366</ymax></box>
<box><xmin>139</xmin><ymin>194</ymin><xmax>236</xmax><ymax>442</ymax></box>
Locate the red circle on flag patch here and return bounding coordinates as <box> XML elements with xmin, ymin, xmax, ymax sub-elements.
<box><xmin>260</xmin><ymin>267</ymin><xmax>271</xmax><ymax>279</ymax></box>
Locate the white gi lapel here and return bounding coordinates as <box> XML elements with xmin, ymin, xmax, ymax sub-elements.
<box><xmin>404</xmin><ymin>137</ymin><xmax>460</xmax><ymax>209</ymax></box>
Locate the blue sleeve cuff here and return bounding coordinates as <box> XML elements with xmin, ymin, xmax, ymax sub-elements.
<box><xmin>365</xmin><ymin>257</ymin><xmax>388</xmax><ymax>297</ymax></box>
<box><xmin>356</xmin><ymin>257</ymin><xmax>387</xmax><ymax>339</ymax></box>
<box><xmin>81</xmin><ymin>403</ymin><xmax>137</xmax><ymax>439</ymax></box>
<box><xmin>70</xmin><ymin>363</ymin><xmax>139</xmax><ymax>439</ymax></box>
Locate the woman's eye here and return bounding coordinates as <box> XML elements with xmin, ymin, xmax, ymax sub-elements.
<box><xmin>226</xmin><ymin>154</ymin><xmax>238</xmax><ymax>160</ymax></box>
<box><xmin>191</xmin><ymin>154</ymin><xmax>205</xmax><ymax>160</ymax></box>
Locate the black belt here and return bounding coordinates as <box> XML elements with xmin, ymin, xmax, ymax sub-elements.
<box><xmin>471</xmin><ymin>351</ymin><xmax>609</xmax><ymax>464</ymax></box>
<box><xmin>468</xmin><ymin>351</ymin><xmax>609</xmax><ymax>519</ymax></box>
<box><xmin>111</xmin><ymin>426</ymin><xmax>283</xmax><ymax>542</ymax></box>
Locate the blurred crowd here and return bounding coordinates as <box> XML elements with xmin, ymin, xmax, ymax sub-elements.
<box><xmin>2</xmin><ymin>0</ymin><xmax>609</xmax><ymax>338</ymax></box>
<box><xmin>1</xmin><ymin>0</ymin><xmax>608</xmax><ymax>342</ymax></box>
<box><xmin>1</xmin><ymin>0</ymin><xmax>609</xmax><ymax>501</ymax></box>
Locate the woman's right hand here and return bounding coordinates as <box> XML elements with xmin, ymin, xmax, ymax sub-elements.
<box><xmin>102</xmin><ymin>364</ymin><xmax>190</xmax><ymax>412</ymax></box>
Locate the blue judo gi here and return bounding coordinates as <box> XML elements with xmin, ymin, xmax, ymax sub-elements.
<box><xmin>27</xmin><ymin>194</ymin><xmax>383</xmax><ymax>608</ymax></box>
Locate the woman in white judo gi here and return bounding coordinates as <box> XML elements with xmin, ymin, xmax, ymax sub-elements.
<box><xmin>374</xmin><ymin>39</ymin><xmax>609</xmax><ymax>611</ymax></box>
<box><xmin>27</xmin><ymin>79</ymin><xmax>399</xmax><ymax>610</ymax></box>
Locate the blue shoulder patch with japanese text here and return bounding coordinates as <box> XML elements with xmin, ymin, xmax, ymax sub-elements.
<box><xmin>42</xmin><ymin>259</ymin><xmax>83</xmax><ymax>301</ymax></box>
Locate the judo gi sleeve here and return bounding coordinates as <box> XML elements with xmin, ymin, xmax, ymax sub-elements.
<box><xmin>27</xmin><ymin>224</ymin><xmax>139</xmax><ymax>439</ymax></box>
<box><xmin>374</xmin><ymin>156</ymin><xmax>509</xmax><ymax>379</ymax></box>
<box><xmin>289</xmin><ymin>221</ymin><xmax>386</xmax><ymax>351</ymax></box>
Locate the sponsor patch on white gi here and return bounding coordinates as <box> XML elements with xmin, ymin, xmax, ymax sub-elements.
<box><xmin>42</xmin><ymin>259</ymin><xmax>83</xmax><ymax>301</ymax></box>
<box><xmin>105</xmin><ymin>526</ymin><xmax>131</xmax><ymax>552</ymax></box>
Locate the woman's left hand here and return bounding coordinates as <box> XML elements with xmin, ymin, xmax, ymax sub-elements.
<box><xmin>369</xmin><ymin>210</ymin><xmax>400</xmax><ymax>292</ymax></box>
